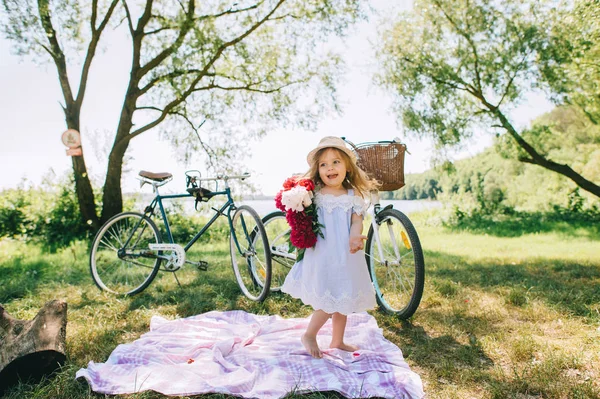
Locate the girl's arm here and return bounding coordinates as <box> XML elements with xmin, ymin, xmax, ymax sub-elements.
<box><xmin>349</xmin><ymin>213</ymin><xmax>367</xmax><ymax>254</ymax></box>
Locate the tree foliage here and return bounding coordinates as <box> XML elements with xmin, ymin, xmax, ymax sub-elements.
<box><xmin>393</xmin><ymin>106</ymin><xmax>600</xmax><ymax>216</ymax></box>
<box><xmin>375</xmin><ymin>0</ymin><xmax>600</xmax><ymax>198</ymax></box>
<box><xmin>547</xmin><ymin>0</ymin><xmax>600</xmax><ymax>124</ymax></box>
<box><xmin>1</xmin><ymin>0</ymin><xmax>366</xmax><ymax>226</ymax></box>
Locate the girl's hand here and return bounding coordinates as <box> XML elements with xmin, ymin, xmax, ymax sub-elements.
<box><xmin>349</xmin><ymin>234</ymin><xmax>367</xmax><ymax>253</ymax></box>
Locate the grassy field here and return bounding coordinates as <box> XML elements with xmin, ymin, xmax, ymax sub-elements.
<box><xmin>0</xmin><ymin>212</ymin><xmax>599</xmax><ymax>399</ymax></box>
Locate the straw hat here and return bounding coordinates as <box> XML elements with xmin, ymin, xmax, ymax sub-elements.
<box><xmin>306</xmin><ymin>136</ymin><xmax>356</xmax><ymax>165</ymax></box>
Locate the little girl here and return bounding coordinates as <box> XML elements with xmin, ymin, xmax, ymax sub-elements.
<box><xmin>281</xmin><ymin>136</ymin><xmax>379</xmax><ymax>359</ymax></box>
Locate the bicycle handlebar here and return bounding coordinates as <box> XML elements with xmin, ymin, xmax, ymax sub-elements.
<box><xmin>197</xmin><ymin>172</ymin><xmax>250</xmax><ymax>182</ymax></box>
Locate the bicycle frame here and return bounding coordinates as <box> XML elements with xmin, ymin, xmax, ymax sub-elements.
<box><xmin>123</xmin><ymin>177</ymin><xmax>249</xmax><ymax>258</ymax></box>
<box><xmin>147</xmin><ymin>190</ymin><xmax>234</xmax><ymax>250</ymax></box>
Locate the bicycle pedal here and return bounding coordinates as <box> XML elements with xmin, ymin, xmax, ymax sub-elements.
<box><xmin>196</xmin><ymin>261</ymin><xmax>208</xmax><ymax>271</ymax></box>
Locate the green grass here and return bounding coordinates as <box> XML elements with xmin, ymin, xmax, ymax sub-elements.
<box><xmin>1</xmin><ymin>213</ymin><xmax>599</xmax><ymax>399</ymax></box>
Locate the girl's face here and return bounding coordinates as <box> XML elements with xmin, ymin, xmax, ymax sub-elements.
<box><xmin>317</xmin><ymin>148</ymin><xmax>347</xmax><ymax>190</ymax></box>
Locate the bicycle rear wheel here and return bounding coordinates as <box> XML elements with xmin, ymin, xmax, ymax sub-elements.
<box><xmin>230</xmin><ymin>205</ymin><xmax>272</xmax><ymax>301</ymax></box>
<box><xmin>365</xmin><ymin>208</ymin><xmax>424</xmax><ymax>319</ymax></box>
<box><xmin>90</xmin><ymin>212</ymin><xmax>162</xmax><ymax>296</ymax></box>
<box><xmin>261</xmin><ymin>211</ymin><xmax>295</xmax><ymax>291</ymax></box>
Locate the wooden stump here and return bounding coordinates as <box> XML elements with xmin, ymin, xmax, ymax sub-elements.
<box><xmin>0</xmin><ymin>300</ymin><xmax>67</xmax><ymax>393</ymax></box>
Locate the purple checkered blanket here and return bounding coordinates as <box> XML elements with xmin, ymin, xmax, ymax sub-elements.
<box><xmin>76</xmin><ymin>310</ymin><xmax>424</xmax><ymax>398</ymax></box>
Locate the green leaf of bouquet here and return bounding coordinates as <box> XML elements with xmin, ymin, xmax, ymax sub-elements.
<box><xmin>297</xmin><ymin>248</ymin><xmax>306</xmax><ymax>262</ymax></box>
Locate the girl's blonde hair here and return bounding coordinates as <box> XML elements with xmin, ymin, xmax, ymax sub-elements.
<box><xmin>304</xmin><ymin>147</ymin><xmax>380</xmax><ymax>197</ymax></box>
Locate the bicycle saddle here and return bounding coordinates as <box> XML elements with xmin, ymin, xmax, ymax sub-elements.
<box><xmin>139</xmin><ymin>170</ymin><xmax>173</xmax><ymax>181</ymax></box>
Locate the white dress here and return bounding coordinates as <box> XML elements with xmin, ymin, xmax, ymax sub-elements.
<box><xmin>280</xmin><ymin>189</ymin><xmax>377</xmax><ymax>315</ymax></box>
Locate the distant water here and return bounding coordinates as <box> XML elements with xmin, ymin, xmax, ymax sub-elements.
<box><xmin>134</xmin><ymin>195</ymin><xmax>441</xmax><ymax>217</ymax></box>
<box><xmin>237</xmin><ymin>199</ymin><xmax>442</xmax><ymax>217</ymax></box>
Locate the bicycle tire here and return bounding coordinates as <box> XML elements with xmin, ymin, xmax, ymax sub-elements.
<box><xmin>261</xmin><ymin>211</ymin><xmax>295</xmax><ymax>291</ymax></box>
<box><xmin>365</xmin><ymin>208</ymin><xmax>424</xmax><ymax>319</ymax></box>
<box><xmin>230</xmin><ymin>205</ymin><xmax>272</xmax><ymax>302</ymax></box>
<box><xmin>90</xmin><ymin>212</ymin><xmax>162</xmax><ymax>296</ymax></box>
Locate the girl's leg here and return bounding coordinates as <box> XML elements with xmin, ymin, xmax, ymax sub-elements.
<box><xmin>302</xmin><ymin>309</ymin><xmax>330</xmax><ymax>358</ymax></box>
<box><xmin>330</xmin><ymin>312</ymin><xmax>358</xmax><ymax>352</ymax></box>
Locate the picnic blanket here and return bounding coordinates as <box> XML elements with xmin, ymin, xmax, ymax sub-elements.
<box><xmin>76</xmin><ymin>310</ymin><xmax>424</xmax><ymax>398</ymax></box>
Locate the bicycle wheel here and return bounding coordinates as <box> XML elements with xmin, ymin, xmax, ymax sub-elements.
<box><xmin>365</xmin><ymin>208</ymin><xmax>424</xmax><ymax>319</ymax></box>
<box><xmin>261</xmin><ymin>211</ymin><xmax>295</xmax><ymax>291</ymax></box>
<box><xmin>90</xmin><ymin>212</ymin><xmax>162</xmax><ymax>296</ymax></box>
<box><xmin>230</xmin><ymin>205</ymin><xmax>272</xmax><ymax>301</ymax></box>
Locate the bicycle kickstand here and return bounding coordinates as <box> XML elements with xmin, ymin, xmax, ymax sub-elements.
<box><xmin>172</xmin><ymin>272</ymin><xmax>182</xmax><ymax>288</ymax></box>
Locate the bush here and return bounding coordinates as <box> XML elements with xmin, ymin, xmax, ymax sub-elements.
<box><xmin>40</xmin><ymin>181</ymin><xmax>94</xmax><ymax>251</ymax></box>
<box><xmin>0</xmin><ymin>190</ymin><xmax>31</xmax><ymax>238</ymax></box>
<box><xmin>0</xmin><ymin>176</ymin><xmax>94</xmax><ymax>251</ymax></box>
<box><xmin>441</xmin><ymin>203</ymin><xmax>600</xmax><ymax>238</ymax></box>
<box><xmin>164</xmin><ymin>203</ymin><xmax>229</xmax><ymax>245</ymax></box>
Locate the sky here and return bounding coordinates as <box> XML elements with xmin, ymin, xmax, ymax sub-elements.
<box><xmin>0</xmin><ymin>1</ymin><xmax>553</xmax><ymax>196</ymax></box>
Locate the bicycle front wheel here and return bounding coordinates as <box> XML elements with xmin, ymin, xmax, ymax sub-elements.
<box><xmin>262</xmin><ymin>211</ymin><xmax>296</xmax><ymax>291</ymax></box>
<box><xmin>365</xmin><ymin>208</ymin><xmax>424</xmax><ymax>319</ymax></box>
<box><xmin>90</xmin><ymin>212</ymin><xmax>162</xmax><ymax>296</ymax></box>
<box><xmin>230</xmin><ymin>205</ymin><xmax>272</xmax><ymax>302</ymax></box>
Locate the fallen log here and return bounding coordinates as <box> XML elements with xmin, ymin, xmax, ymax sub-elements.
<box><xmin>0</xmin><ymin>300</ymin><xmax>67</xmax><ymax>393</ymax></box>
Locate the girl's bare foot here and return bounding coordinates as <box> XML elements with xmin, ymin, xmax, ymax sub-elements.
<box><xmin>301</xmin><ymin>334</ymin><xmax>322</xmax><ymax>358</ymax></box>
<box><xmin>329</xmin><ymin>342</ymin><xmax>359</xmax><ymax>352</ymax></box>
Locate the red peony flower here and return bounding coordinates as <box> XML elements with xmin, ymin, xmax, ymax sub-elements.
<box><xmin>296</xmin><ymin>178</ymin><xmax>315</xmax><ymax>192</ymax></box>
<box><xmin>274</xmin><ymin>176</ymin><xmax>323</xmax><ymax>260</ymax></box>
<box><xmin>283</xmin><ymin>177</ymin><xmax>297</xmax><ymax>190</ymax></box>
<box><xmin>275</xmin><ymin>191</ymin><xmax>284</xmax><ymax>212</ymax></box>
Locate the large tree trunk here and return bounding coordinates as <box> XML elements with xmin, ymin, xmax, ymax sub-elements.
<box><xmin>72</xmin><ymin>153</ymin><xmax>100</xmax><ymax>229</ymax></box>
<box><xmin>100</xmin><ymin>139</ymin><xmax>131</xmax><ymax>223</ymax></box>
<box><xmin>0</xmin><ymin>300</ymin><xmax>67</xmax><ymax>394</ymax></box>
<box><xmin>64</xmin><ymin>108</ymin><xmax>100</xmax><ymax>230</ymax></box>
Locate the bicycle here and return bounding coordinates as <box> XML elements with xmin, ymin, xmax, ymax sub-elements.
<box><xmin>89</xmin><ymin>170</ymin><xmax>272</xmax><ymax>301</ymax></box>
<box><xmin>263</xmin><ymin>138</ymin><xmax>425</xmax><ymax>319</ymax></box>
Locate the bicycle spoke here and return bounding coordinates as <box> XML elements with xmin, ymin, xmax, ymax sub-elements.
<box><xmin>91</xmin><ymin>213</ymin><xmax>161</xmax><ymax>296</ymax></box>
<box><xmin>98</xmin><ymin>236</ymin><xmax>120</xmax><ymax>252</ymax></box>
<box><xmin>106</xmin><ymin>227</ymin><xmax>125</xmax><ymax>248</ymax></box>
<box><xmin>230</xmin><ymin>206</ymin><xmax>271</xmax><ymax>301</ymax></box>
<box><xmin>366</xmin><ymin>209</ymin><xmax>424</xmax><ymax>318</ymax></box>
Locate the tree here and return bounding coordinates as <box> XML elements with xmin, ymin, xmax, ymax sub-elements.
<box><xmin>547</xmin><ymin>0</ymin><xmax>600</xmax><ymax>125</ymax></box>
<box><xmin>374</xmin><ymin>0</ymin><xmax>600</xmax><ymax>198</ymax></box>
<box><xmin>1</xmin><ymin>0</ymin><xmax>365</xmax><ymax>226</ymax></box>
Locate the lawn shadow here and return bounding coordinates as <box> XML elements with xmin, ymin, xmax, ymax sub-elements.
<box><xmin>425</xmin><ymin>249</ymin><xmax>600</xmax><ymax>321</ymax></box>
<box><xmin>125</xmin><ymin>264</ymin><xmax>266</xmax><ymax>318</ymax></box>
<box><xmin>378</xmin><ymin>315</ymin><xmax>494</xmax><ymax>384</ymax></box>
<box><xmin>0</xmin><ymin>256</ymin><xmax>90</xmax><ymax>304</ymax></box>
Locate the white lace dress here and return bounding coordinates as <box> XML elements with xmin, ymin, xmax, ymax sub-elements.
<box><xmin>280</xmin><ymin>189</ymin><xmax>377</xmax><ymax>315</ymax></box>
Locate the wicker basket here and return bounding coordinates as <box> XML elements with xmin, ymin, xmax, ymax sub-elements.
<box><xmin>352</xmin><ymin>141</ymin><xmax>407</xmax><ymax>191</ymax></box>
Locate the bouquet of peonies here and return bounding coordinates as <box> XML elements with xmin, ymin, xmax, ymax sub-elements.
<box><xmin>275</xmin><ymin>177</ymin><xmax>323</xmax><ymax>261</ymax></box>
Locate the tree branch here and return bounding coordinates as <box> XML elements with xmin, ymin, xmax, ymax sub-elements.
<box><xmin>191</xmin><ymin>80</ymin><xmax>299</xmax><ymax>94</ymax></box>
<box><xmin>138</xmin><ymin>70</ymin><xmax>215</xmax><ymax>95</ymax></box>
<box><xmin>136</xmin><ymin>105</ymin><xmax>164</xmax><ymax>112</ymax></box>
<box><xmin>136</xmin><ymin>0</ymin><xmax>196</xmax><ymax>79</ymax></box>
<box><xmin>121</xmin><ymin>0</ymin><xmax>135</xmax><ymax>34</ymax></box>
<box><xmin>196</xmin><ymin>1</ymin><xmax>265</xmax><ymax>21</ymax></box>
<box><xmin>37</xmin><ymin>0</ymin><xmax>75</xmax><ymax>106</ymax></box>
<box><xmin>171</xmin><ymin>112</ymin><xmax>218</xmax><ymax>168</ymax></box>
<box><xmin>91</xmin><ymin>0</ymin><xmax>98</xmax><ymax>33</ymax></box>
<box><xmin>493</xmin><ymin>108</ymin><xmax>600</xmax><ymax>196</ymax></box>
<box><xmin>126</xmin><ymin>0</ymin><xmax>288</xmax><ymax>142</ymax></box>
<box><xmin>433</xmin><ymin>0</ymin><xmax>483</xmax><ymax>91</ymax></box>
<box><xmin>75</xmin><ymin>0</ymin><xmax>120</xmax><ymax>108</ymax></box>
<box><xmin>402</xmin><ymin>56</ymin><xmax>470</xmax><ymax>92</ymax></box>
<box><xmin>144</xmin><ymin>26</ymin><xmax>175</xmax><ymax>36</ymax></box>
